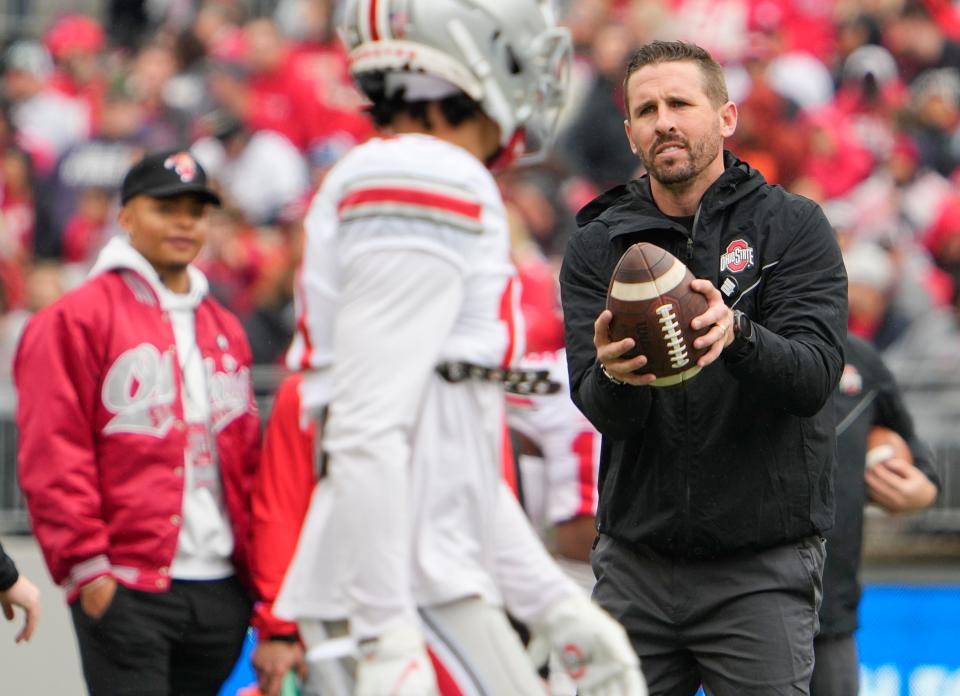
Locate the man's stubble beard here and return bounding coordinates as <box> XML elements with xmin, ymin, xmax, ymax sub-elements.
<box><xmin>640</xmin><ymin>128</ymin><xmax>723</xmax><ymax>188</ymax></box>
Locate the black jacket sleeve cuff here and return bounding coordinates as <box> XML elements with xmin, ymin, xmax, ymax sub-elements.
<box><xmin>0</xmin><ymin>550</ymin><xmax>19</xmax><ymax>592</ymax></box>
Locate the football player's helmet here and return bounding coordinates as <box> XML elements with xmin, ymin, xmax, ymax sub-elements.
<box><xmin>339</xmin><ymin>0</ymin><xmax>571</xmax><ymax>163</ymax></box>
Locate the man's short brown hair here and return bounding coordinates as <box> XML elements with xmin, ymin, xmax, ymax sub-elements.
<box><xmin>623</xmin><ymin>41</ymin><xmax>729</xmax><ymax>114</ymax></box>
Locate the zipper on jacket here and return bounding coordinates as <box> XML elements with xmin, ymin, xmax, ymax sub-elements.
<box><xmin>685</xmin><ymin>204</ymin><xmax>702</xmax><ymax>267</ymax></box>
<box><xmin>680</xmin><ymin>204</ymin><xmax>703</xmax><ymax>548</ymax></box>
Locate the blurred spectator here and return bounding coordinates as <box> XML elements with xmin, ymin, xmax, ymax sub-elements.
<box><xmin>193</xmin><ymin>0</ymin><xmax>247</xmax><ymax>58</ymax></box>
<box><xmin>165</xmin><ymin>24</ymin><xmax>218</xmax><ymax>120</ymax></box>
<box><xmin>508</xmin><ymin>203</ymin><xmax>565</xmax><ymax>355</ymax></box>
<box><xmin>107</xmin><ymin>0</ymin><xmax>151</xmax><ymax>52</ymax></box>
<box><xmin>559</xmin><ymin>21</ymin><xmax>639</xmax><ymax>191</ymax></box>
<box><xmin>128</xmin><ymin>42</ymin><xmax>194</xmax><ymax>148</ymax></box>
<box><xmin>2</xmin><ymin>40</ymin><xmax>88</xmax><ymax>174</ymax></box>
<box><xmin>923</xmin><ymin>195</ymin><xmax>960</xmax><ymax>315</ymax></box>
<box><xmin>242</xmin><ymin>199</ymin><xmax>308</xmax><ymax>365</ymax></box>
<box><xmin>846</xmin><ymin>241</ymin><xmax>906</xmax><ymax>346</ymax></box>
<box><xmin>501</xmin><ymin>164</ymin><xmax>580</xmax><ymax>258</ymax></box>
<box><xmin>556</xmin><ymin>0</ymin><xmax>618</xmax><ymax>132</ymax></box>
<box><xmin>794</xmin><ymin>106</ymin><xmax>875</xmax><ymax>201</ymax></box>
<box><xmin>885</xmin><ymin>1</ymin><xmax>960</xmax><ymax>81</ymax></box>
<box><xmin>192</xmin><ymin>111</ymin><xmax>309</xmax><ymax>226</ymax></box>
<box><xmin>822</xmin><ymin>130</ymin><xmax>953</xmax><ymax>256</ymax></box>
<box><xmin>278</xmin><ymin>0</ymin><xmax>373</xmax><ymax>150</ymax></box>
<box><xmin>0</xmin><ymin>146</ymin><xmax>35</xmax><ymax>263</ymax></box>
<box><xmin>61</xmin><ymin>187</ymin><xmax>112</xmax><ymax>265</ymax></box>
<box><xmin>765</xmin><ymin>49</ymin><xmax>835</xmax><ymax>113</ymax></box>
<box><xmin>208</xmin><ymin>16</ymin><xmax>367</xmax><ymax>154</ymax></box>
<box><xmin>904</xmin><ymin>67</ymin><xmax>960</xmax><ymax>178</ymax></box>
<box><xmin>845</xmin><ymin>241</ymin><xmax>960</xmax><ymax>377</ymax></box>
<box><xmin>197</xmin><ymin>204</ymin><xmax>267</xmax><ymax>319</ymax></box>
<box><xmin>0</xmin><ymin>260</ymin><xmax>65</xmax><ymax>377</ymax></box>
<box><xmin>44</xmin><ymin>14</ymin><xmax>107</xmax><ymax>134</ymax></box>
<box><xmin>0</xmin><ymin>274</ymin><xmax>19</xmax><ymax>377</ymax></box>
<box><xmin>832</xmin><ymin>13</ymin><xmax>885</xmax><ymax>81</ymax></box>
<box><xmin>834</xmin><ymin>45</ymin><xmax>907</xmax><ymax>159</ymax></box>
<box><xmin>47</xmin><ymin>80</ymin><xmax>147</xmax><ymax>240</ymax></box>
<box><xmin>727</xmin><ymin>37</ymin><xmax>807</xmax><ymax>186</ymax></box>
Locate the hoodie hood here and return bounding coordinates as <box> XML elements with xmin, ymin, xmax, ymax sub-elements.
<box><xmin>89</xmin><ymin>235</ymin><xmax>209</xmax><ymax>310</ymax></box>
<box><xmin>576</xmin><ymin>151</ymin><xmax>766</xmax><ymax>233</ymax></box>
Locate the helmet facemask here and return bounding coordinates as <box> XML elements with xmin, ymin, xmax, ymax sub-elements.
<box><xmin>340</xmin><ymin>0</ymin><xmax>571</xmax><ymax>165</ymax></box>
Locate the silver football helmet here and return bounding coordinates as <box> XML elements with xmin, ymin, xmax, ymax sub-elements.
<box><xmin>339</xmin><ymin>0</ymin><xmax>571</xmax><ymax>162</ymax></box>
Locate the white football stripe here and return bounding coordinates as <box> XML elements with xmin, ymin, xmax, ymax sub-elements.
<box><xmin>609</xmin><ymin>258</ymin><xmax>687</xmax><ymax>301</ymax></box>
<box><xmin>651</xmin><ymin>365</ymin><xmax>701</xmax><ymax>387</ymax></box>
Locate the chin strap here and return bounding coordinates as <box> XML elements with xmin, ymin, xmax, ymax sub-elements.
<box><xmin>486</xmin><ymin>128</ymin><xmax>526</xmax><ymax>172</ymax></box>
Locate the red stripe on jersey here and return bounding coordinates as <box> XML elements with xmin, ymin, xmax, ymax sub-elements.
<box><xmin>368</xmin><ymin>0</ymin><xmax>380</xmax><ymax>41</ymax></box>
<box><xmin>572</xmin><ymin>430</ymin><xmax>598</xmax><ymax>517</ymax></box>
<box><xmin>293</xmin><ymin>271</ymin><xmax>314</xmax><ymax>370</ymax></box>
<box><xmin>505</xmin><ymin>394</ymin><xmax>536</xmax><ymax>408</ymax></box>
<box><xmin>338</xmin><ymin>187</ymin><xmax>482</xmax><ymax>221</ymax></box>
<box><xmin>500</xmin><ymin>413</ymin><xmax>519</xmax><ymax>498</ymax></box>
<box><xmin>498</xmin><ymin>276</ymin><xmax>518</xmax><ymax>368</ymax></box>
<box><xmin>428</xmin><ymin>647</ymin><xmax>466</xmax><ymax>696</ymax></box>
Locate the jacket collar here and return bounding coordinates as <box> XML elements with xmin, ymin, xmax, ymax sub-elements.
<box><xmin>575</xmin><ymin>151</ymin><xmax>766</xmax><ymax>238</ymax></box>
<box><xmin>89</xmin><ymin>235</ymin><xmax>209</xmax><ymax>311</ymax></box>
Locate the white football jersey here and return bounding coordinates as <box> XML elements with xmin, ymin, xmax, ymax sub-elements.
<box><xmin>506</xmin><ymin>349</ymin><xmax>600</xmax><ymax>533</ymax></box>
<box><xmin>286</xmin><ymin>134</ymin><xmax>523</xmax><ymax>389</ymax></box>
<box><xmin>276</xmin><ymin>135</ymin><xmax>573</xmax><ymax>638</ymax></box>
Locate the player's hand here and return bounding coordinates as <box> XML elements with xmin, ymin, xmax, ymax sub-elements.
<box><xmin>594</xmin><ymin>309</ymin><xmax>657</xmax><ymax>386</ymax></box>
<box><xmin>1</xmin><ymin>574</ymin><xmax>40</xmax><ymax>642</ymax></box>
<box><xmin>865</xmin><ymin>457</ymin><xmax>938</xmax><ymax>513</ymax></box>
<box><xmin>253</xmin><ymin>639</ymin><xmax>307</xmax><ymax>696</ymax></box>
<box><xmin>79</xmin><ymin>575</ymin><xmax>117</xmax><ymax>620</ymax></box>
<box><xmin>529</xmin><ymin>593</ymin><xmax>648</xmax><ymax>696</ymax></box>
<box><xmin>356</xmin><ymin>622</ymin><xmax>439</xmax><ymax>696</ymax></box>
<box><xmin>689</xmin><ymin>279</ymin><xmax>734</xmax><ymax>367</ymax></box>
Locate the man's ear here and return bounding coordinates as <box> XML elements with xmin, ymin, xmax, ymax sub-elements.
<box><xmin>118</xmin><ymin>204</ymin><xmax>134</xmax><ymax>241</ymax></box>
<box><xmin>624</xmin><ymin>120</ymin><xmax>638</xmax><ymax>155</ymax></box>
<box><xmin>720</xmin><ymin>101</ymin><xmax>738</xmax><ymax>139</ymax></box>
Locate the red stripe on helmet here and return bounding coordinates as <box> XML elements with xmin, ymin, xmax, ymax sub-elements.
<box><xmin>369</xmin><ymin>0</ymin><xmax>380</xmax><ymax>41</ymax></box>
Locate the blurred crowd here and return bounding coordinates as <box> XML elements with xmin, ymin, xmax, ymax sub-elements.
<box><xmin>3</xmin><ymin>0</ymin><xmax>960</xmax><ymax>400</ymax></box>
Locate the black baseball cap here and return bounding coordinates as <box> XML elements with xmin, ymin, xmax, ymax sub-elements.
<box><xmin>120</xmin><ymin>149</ymin><xmax>221</xmax><ymax>206</ymax></box>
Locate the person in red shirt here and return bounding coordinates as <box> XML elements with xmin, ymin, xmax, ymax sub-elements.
<box><xmin>250</xmin><ymin>373</ymin><xmax>315</xmax><ymax>696</ymax></box>
<box><xmin>44</xmin><ymin>14</ymin><xmax>107</xmax><ymax>135</ymax></box>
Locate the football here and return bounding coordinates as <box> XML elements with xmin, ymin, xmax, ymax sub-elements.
<box><xmin>606</xmin><ymin>242</ymin><xmax>710</xmax><ymax>387</ymax></box>
<box><xmin>865</xmin><ymin>426</ymin><xmax>913</xmax><ymax>469</ymax></box>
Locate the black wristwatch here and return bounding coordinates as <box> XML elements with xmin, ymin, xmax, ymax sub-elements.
<box><xmin>729</xmin><ymin>309</ymin><xmax>755</xmax><ymax>354</ymax></box>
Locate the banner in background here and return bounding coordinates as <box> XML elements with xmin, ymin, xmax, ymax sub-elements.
<box><xmin>858</xmin><ymin>585</ymin><xmax>960</xmax><ymax>696</ymax></box>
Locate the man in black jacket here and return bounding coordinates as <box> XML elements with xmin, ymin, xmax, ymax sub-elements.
<box><xmin>812</xmin><ymin>334</ymin><xmax>939</xmax><ymax>695</ymax></box>
<box><xmin>559</xmin><ymin>41</ymin><xmax>848</xmax><ymax>695</ymax></box>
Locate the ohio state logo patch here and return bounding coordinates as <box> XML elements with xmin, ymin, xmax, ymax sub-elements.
<box><xmin>164</xmin><ymin>152</ymin><xmax>198</xmax><ymax>182</ymax></box>
<box><xmin>720</xmin><ymin>239</ymin><xmax>755</xmax><ymax>273</ymax></box>
<box><xmin>839</xmin><ymin>364</ymin><xmax>863</xmax><ymax>396</ymax></box>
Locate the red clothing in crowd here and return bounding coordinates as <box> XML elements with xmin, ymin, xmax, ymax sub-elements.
<box><xmin>289</xmin><ymin>41</ymin><xmax>374</xmax><ymax>146</ymax></box>
<box><xmin>246</xmin><ymin>46</ymin><xmax>372</xmax><ymax>152</ymax></box>
<box><xmin>251</xmin><ymin>373</ymin><xmax>317</xmax><ymax>639</ymax></box>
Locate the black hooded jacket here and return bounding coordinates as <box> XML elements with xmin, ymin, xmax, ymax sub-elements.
<box><xmin>823</xmin><ymin>335</ymin><xmax>939</xmax><ymax>637</ymax></box>
<box><xmin>559</xmin><ymin>152</ymin><xmax>848</xmax><ymax>559</ymax></box>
